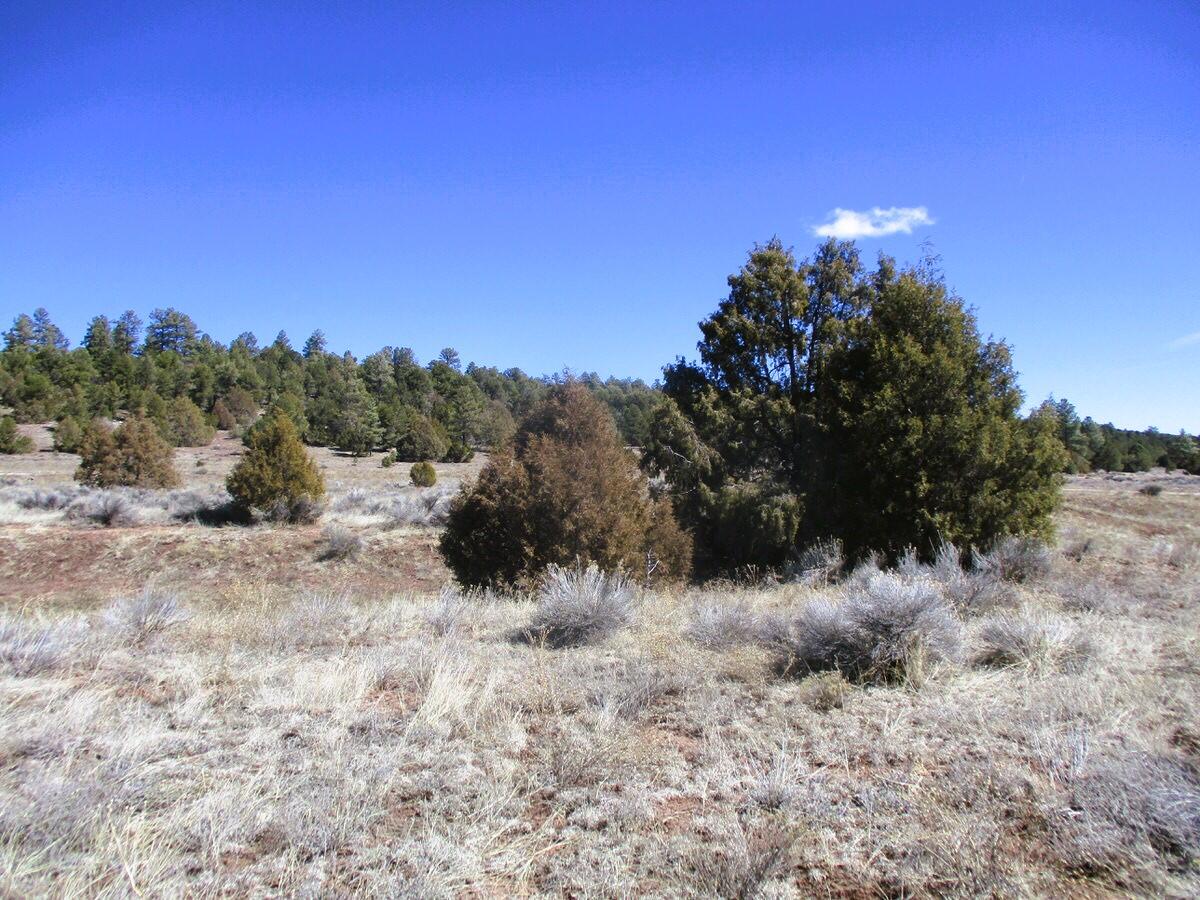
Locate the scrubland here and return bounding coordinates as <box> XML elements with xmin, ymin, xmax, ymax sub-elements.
<box><xmin>0</xmin><ymin>432</ymin><xmax>1197</xmax><ymax>897</ymax></box>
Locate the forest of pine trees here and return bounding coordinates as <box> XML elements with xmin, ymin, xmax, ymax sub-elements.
<box><xmin>0</xmin><ymin>305</ymin><xmax>1195</xmax><ymax>475</ymax></box>
<box><xmin>0</xmin><ymin>308</ymin><xmax>661</xmax><ymax>460</ymax></box>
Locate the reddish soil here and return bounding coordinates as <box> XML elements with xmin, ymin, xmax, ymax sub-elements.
<box><xmin>0</xmin><ymin>523</ymin><xmax>449</xmax><ymax>610</ymax></box>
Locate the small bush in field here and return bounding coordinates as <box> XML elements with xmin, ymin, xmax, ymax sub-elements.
<box><xmin>226</xmin><ymin>413</ymin><xmax>324</xmax><ymax>520</ymax></box>
<box><xmin>380</xmin><ymin>450</ymin><xmax>396</xmax><ymax>468</ymax></box>
<box><xmin>928</xmin><ymin>539</ymin><xmax>1014</xmax><ymax>615</ymax></box>
<box><xmin>266</xmin><ymin>495</ymin><xmax>323</xmax><ymax>524</ymax></box>
<box><xmin>685</xmin><ymin>599</ymin><xmax>760</xmax><ymax>650</ymax></box>
<box><xmin>975</xmin><ymin>612</ymin><xmax>1091</xmax><ymax>671</ymax></box>
<box><xmin>0</xmin><ymin>417</ymin><xmax>34</xmax><ymax>455</ymax></box>
<box><xmin>52</xmin><ymin>416</ymin><xmax>84</xmax><ymax>453</ymax></box>
<box><xmin>1138</xmin><ymin>483</ymin><xmax>1163</xmax><ymax>497</ymax></box>
<box><xmin>103</xmin><ymin>588</ymin><xmax>186</xmax><ymax>645</ymax></box>
<box><xmin>842</xmin><ymin>574</ymin><xmax>961</xmax><ymax>684</ymax></box>
<box><xmin>0</xmin><ymin>618</ymin><xmax>84</xmax><ymax>676</ymax></box>
<box><xmin>765</xmin><ymin>573</ymin><xmax>960</xmax><ymax>685</ymax></box>
<box><xmin>318</xmin><ymin>524</ymin><xmax>362</xmax><ymax>561</ymax></box>
<box><xmin>524</xmin><ymin>564</ymin><xmax>636</xmax><ymax>648</ymax></box>
<box><xmin>67</xmin><ymin>492</ymin><xmax>137</xmax><ymax>527</ymax></box>
<box><xmin>75</xmin><ymin>417</ymin><xmax>180</xmax><ymax>488</ymax></box>
<box><xmin>788</xmin><ymin>537</ymin><xmax>844</xmax><ymax>585</ymax></box>
<box><xmin>410</xmin><ymin>461</ymin><xmax>437</xmax><ymax>487</ymax></box>
<box><xmin>797</xmin><ymin>671</ymin><xmax>852</xmax><ymax>711</ymax></box>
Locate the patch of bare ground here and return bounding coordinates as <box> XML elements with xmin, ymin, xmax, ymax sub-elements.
<box><xmin>0</xmin><ymin>466</ymin><xmax>1195</xmax><ymax>895</ymax></box>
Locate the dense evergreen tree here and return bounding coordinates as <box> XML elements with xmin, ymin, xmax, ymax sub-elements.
<box><xmin>226</xmin><ymin>413</ymin><xmax>324</xmax><ymax>517</ymax></box>
<box><xmin>644</xmin><ymin>240</ymin><xmax>1069</xmax><ymax>571</ymax></box>
<box><xmin>440</xmin><ymin>383</ymin><xmax>691</xmax><ymax>589</ymax></box>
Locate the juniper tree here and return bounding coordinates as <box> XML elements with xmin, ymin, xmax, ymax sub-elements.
<box><xmin>227</xmin><ymin>412</ymin><xmax>324</xmax><ymax>517</ymax></box>
<box><xmin>441</xmin><ymin>382</ymin><xmax>691</xmax><ymax>588</ymax></box>
<box><xmin>644</xmin><ymin>240</ymin><xmax>1065</xmax><ymax>571</ymax></box>
<box><xmin>76</xmin><ymin>416</ymin><xmax>180</xmax><ymax>488</ymax></box>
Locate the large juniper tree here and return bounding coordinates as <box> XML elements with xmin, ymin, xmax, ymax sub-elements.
<box><xmin>643</xmin><ymin>239</ymin><xmax>1066</xmax><ymax>572</ymax></box>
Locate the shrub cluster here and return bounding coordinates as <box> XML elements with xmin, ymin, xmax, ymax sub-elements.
<box><xmin>440</xmin><ymin>382</ymin><xmax>691</xmax><ymax>589</ymax></box>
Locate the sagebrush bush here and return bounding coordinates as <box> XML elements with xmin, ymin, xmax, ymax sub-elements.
<box><xmin>975</xmin><ymin>612</ymin><xmax>1090</xmax><ymax>671</ymax></box>
<box><xmin>67</xmin><ymin>492</ymin><xmax>137</xmax><ymax>527</ymax></box>
<box><xmin>75</xmin><ymin>416</ymin><xmax>180</xmax><ymax>488</ymax></box>
<box><xmin>977</xmin><ymin>535</ymin><xmax>1054</xmax><ymax>583</ymax></box>
<box><xmin>380</xmin><ymin>449</ymin><xmax>396</xmax><ymax>468</ymax></box>
<box><xmin>1054</xmin><ymin>752</ymin><xmax>1200</xmax><ymax>877</ymax></box>
<box><xmin>788</xmin><ymin>538</ymin><xmax>844</xmax><ymax>585</ymax></box>
<box><xmin>319</xmin><ymin>524</ymin><xmax>362</xmax><ymax>561</ymax></box>
<box><xmin>0</xmin><ymin>416</ymin><xmax>34</xmax><ymax>454</ymax></box>
<box><xmin>765</xmin><ymin>573</ymin><xmax>961</xmax><ymax>685</ymax></box>
<box><xmin>226</xmin><ymin>412</ymin><xmax>324</xmax><ymax>519</ymax></box>
<box><xmin>685</xmin><ymin>599</ymin><xmax>760</xmax><ymax>650</ymax></box>
<box><xmin>440</xmin><ymin>382</ymin><xmax>691</xmax><ymax>588</ymax></box>
<box><xmin>410</xmin><ymin>461</ymin><xmax>437</xmax><ymax>487</ymax></box>
<box><xmin>14</xmin><ymin>486</ymin><xmax>80</xmax><ymax>511</ymax></box>
<box><xmin>0</xmin><ymin>618</ymin><xmax>84</xmax><ymax>676</ymax></box>
<box><xmin>103</xmin><ymin>588</ymin><xmax>186</xmax><ymax>645</ymax></box>
<box><xmin>266</xmin><ymin>494</ymin><xmax>323</xmax><ymax>524</ymax></box>
<box><xmin>525</xmin><ymin>564</ymin><xmax>637</xmax><ymax>648</ymax></box>
<box><xmin>925</xmin><ymin>539</ymin><xmax>1014</xmax><ymax>615</ymax></box>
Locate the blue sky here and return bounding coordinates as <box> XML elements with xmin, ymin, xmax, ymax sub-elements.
<box><xmin>2</xmin><ymin>1</ymin><xmax>1197</xmax><ymax>431</ymax></box>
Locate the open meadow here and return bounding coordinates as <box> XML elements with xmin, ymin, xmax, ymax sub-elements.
<box><xmin>1</xmin><ymin>426</ymin><xmax>1197</xmax><ymax>896</ymax></box>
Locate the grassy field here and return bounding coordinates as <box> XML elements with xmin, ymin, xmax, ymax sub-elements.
<box><xmin>0</xmin><ymin>427</ymin><xmax>1197</xmax><ymax>896</ymax></box>
<box><xmin>0</xmin><ymin>426</ymin><xmax>483</xmax><ymax>608</ymax></box>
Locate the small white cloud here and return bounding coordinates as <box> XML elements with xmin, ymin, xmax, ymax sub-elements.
<box><xmin>1168</xmin><ymin>330</ymin><xmax>1200</xmax><ymax>350</ymax></box>
<box><xmin>813</xmin><ymin>206</ymin><xmax>935</xmax><ymax>239</ymax></box>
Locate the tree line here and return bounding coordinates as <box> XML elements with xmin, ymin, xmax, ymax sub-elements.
<box><xmin>0</xmin><ymin>307</ymin><xmax>660</xmax><ymax>460</ymax></box>
<box><xmin>1034</xmin><ymin>397</ymin><xmax>1198</xmax><ymax>475</ymax></box>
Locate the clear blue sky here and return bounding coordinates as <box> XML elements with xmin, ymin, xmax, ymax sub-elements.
<box><xmin>2</xmin><ymin>1</ymin><xmax>1197</xmax><ymax>431</ymax></box>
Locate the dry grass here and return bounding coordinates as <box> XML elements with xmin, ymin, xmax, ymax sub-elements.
<box><xmin>0</xmin><ymin>468</ymin><xmax>1195</xmax><ymax>895</ymax></box>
